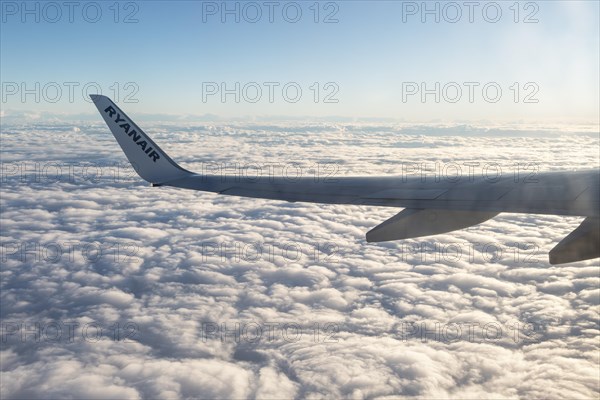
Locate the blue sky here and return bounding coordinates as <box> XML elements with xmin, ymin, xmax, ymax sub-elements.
<box><xmin>1</xmin><ymin>0</ymin><xmax>599</xmax><ymax>122</ymax></box>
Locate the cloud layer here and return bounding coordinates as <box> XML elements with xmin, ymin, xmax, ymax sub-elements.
<box><xmin>1</xmin><ymin>122</ymin><xmax>598</xmax><ymax>399</ymax></box>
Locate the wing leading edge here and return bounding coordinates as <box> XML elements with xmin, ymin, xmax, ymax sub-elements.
<box><xmin>91</xmin><ymin>95</ymin><xmax>600</xmax><ymax>265</ymax></box>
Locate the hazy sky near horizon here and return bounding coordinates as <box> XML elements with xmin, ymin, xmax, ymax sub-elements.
<box><xmin>1</xmin><ymin>0</ymin><xmax>599</xmax><ymax>123</ymax></box>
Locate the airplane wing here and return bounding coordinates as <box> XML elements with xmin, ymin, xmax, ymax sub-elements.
<box><xmin>90</xmin><ymin>95</ymin><xmax>600</xmax><ymax>265</ymax></box>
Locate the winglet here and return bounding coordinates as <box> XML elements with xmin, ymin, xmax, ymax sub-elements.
<box><xmin>90</xmin><ymin>94</ymin><xmax>192</xmax><ymax>184</ymax></box>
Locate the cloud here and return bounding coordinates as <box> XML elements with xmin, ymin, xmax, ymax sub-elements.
<box><xmin>1</xmin><ymin>121</ymin><xmax>598</xmax><ymax>399</ymax></box>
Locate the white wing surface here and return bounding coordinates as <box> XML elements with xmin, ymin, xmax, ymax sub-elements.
<box><xmin>91</xmin><ymin>95</ymin><xmax>600</xmax><ymax>264</ymax></box>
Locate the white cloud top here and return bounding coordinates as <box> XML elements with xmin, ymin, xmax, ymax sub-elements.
<box><xmin>1</xmin><ymin>122</ymin><xmax>598</xmax><ymax>399</ymax></box>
